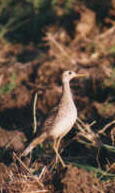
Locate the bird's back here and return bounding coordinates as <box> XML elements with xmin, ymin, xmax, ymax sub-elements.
<box><xmin>42</xmin><ymin>106</ymin><xmax>58</xmax><ymax>134</ymax></box>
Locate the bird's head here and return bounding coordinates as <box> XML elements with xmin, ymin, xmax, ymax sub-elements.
<box><xmin>62</xmin><ymin>70</ymin><xmax>88</xmax><ymax>83</ymax></box>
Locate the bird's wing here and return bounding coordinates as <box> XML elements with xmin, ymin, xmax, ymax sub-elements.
<box><xmin>42</xmin><ymin>106</ymin><xmax>58</xmax><ymax>132</ymax></box>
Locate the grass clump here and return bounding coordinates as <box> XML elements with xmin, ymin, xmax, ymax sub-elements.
<box><xmin>0</xmin><ymin>73</ymin><xmax>17</xmax><ymax>95</ymax></box>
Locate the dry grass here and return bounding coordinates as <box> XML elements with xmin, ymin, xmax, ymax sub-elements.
<box><xmin>1</xmin><ymin>153</ymin><xmax>52</xmax><ymax>193</ymax></box>
<box><xmin>0</xmin><ymin>3</ymin><xmax>115</xmax><ymax>193</ymax></box>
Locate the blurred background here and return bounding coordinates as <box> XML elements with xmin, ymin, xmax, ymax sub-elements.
<box><xmin>0</xmin><ymin>0</ymin><xmax>115</xmax><ymax>192</ymax></box>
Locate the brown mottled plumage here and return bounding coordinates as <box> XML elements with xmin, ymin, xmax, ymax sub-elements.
<box><xmin>21</xmin><ymin>71</ymin><xmax>87</xmax><ymax>167</ymax></box>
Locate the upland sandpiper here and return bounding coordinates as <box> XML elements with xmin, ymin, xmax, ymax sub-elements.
<box><xmin>22</xmin><ymin>71</ymin><xmax>87</xmax><ymax>167</ymax></box>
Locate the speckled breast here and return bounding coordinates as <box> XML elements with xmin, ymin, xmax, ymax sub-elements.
<box><xmin>50</xmin><ymin>103</ymin><xmax>77</xmax><ymax>139</ymax></box>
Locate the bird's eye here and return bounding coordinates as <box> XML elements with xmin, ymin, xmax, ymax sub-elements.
<box><xmin>68</xmin><ymin>71</ymin><xmax>72</xmax><ymax>75</ymax></box>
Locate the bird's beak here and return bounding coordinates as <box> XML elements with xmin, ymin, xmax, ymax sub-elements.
<box><xmin>75</xmin><ymin>73</ymin><xmax>89</xmax><ymax>78</ymax></box>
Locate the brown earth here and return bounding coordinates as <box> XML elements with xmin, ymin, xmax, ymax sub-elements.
<box><xmin>0</xmin><ymin>2</ymin><xmax>115</xmax><ymax>192</ymax></box>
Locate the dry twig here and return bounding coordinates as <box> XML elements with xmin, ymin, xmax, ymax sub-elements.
<box><xmin>98</xmin><ymin>120</ymin><xmax>115</xmax><ymax>135</ymax></box>
<box><xmin>75</xmin><ymin>118</ymin><xmax>100</xmax><ymax>146</ymax></box>
<box><xmin>33</xmin><ymin>92</ymin><xmax>38</xmax><ymax>133</ymax></box>
<box><xmin>95</xmin><ymin>26</ymin><xmax>115</xmax><ymax>40</ymax></box>
<box><xmin>13</xmin><ymin>152</ymin><xmax>44</xmax><ymax>188</ymax></box>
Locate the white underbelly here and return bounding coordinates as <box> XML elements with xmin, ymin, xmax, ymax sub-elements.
<box><xmin>50</xmin><ymin>108</ymin><xmax>77</xmax><ymax>138</ymax></box>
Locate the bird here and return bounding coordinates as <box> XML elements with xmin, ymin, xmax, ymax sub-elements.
<box><xmin>21</xmin><ymin>70</ymin><xmax>87</xmax><ymax>167</ymax></box>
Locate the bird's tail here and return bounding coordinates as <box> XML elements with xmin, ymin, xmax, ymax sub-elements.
<box><xmin>21</xmin><ymin>132</ymin><xmax>47</xmax><ymax>157</ymax></box>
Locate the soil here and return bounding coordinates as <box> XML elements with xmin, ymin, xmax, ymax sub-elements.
<box><xmin>0</xmin><ymin>2</ymin><xmax>115</xmax><ymax>192</ymax></box>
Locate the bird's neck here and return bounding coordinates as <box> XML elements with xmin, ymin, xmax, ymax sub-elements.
<box><xmin>62</xmin><ymin>80</ymin><xmax>73</xmax><ymax>100</ymax></box>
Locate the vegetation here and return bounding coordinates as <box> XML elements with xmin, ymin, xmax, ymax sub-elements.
<box><xmin>0</xmin><ymin>0</ymin><xmax>115</xmax><ymax>192</ymax></box>
<box><xmin>0</xmin><ymin>73</ymin><xmax>16</xmax><ymax>95</ymax></box>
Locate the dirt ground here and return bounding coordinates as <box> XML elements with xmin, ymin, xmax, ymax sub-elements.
<box><xmin>0</xmin><ymin>1</ymin><xmax>115</xmax><ymax>193</ymax></box>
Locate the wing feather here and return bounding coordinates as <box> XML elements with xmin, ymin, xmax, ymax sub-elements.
<box><xmin>42</xmin><ymin>106</ymin><xmax>58</xmax><ymax>132</ymax></box>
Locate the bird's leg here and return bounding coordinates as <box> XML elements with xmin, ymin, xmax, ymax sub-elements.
<box><xmin>55</xmin><ymin>136</ymin><xmax>63</xmax><ymax>165</ymax></box>
<box><xmin>54</xmin><ymin>137</ymin><xmax>60</xmax><ymax>164</ymax></box>
<box><xmin>53</xmin><ymin>139</ymin><xmax>66</xmax><ymax>168</ymax></box>
<box><xmin>56</xmin><ymin>136</ymin><xmax>62</xmax><ymax>152</ymax></box>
